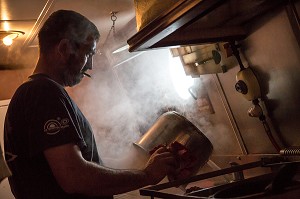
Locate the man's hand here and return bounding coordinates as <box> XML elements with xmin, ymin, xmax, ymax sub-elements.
<box><xmin>167</xmin><ymin>141</ymin><xmax>198</xmax><ymax>181</ymax></box>
<box><xmin>143</xmin><ymin>146</ymin><xmax>177</xmax><ymax>185</ymax></box>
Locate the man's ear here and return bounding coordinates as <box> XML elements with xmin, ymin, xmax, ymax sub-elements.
<box><xmin>57</xmin><ymin>39</ymin><xmax>73</xmax><ymax>61</ymax></box>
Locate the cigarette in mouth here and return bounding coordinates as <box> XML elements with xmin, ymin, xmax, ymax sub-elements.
<box><xmin>83</xmin><ymin>72</ymin><xmax>91</xmax><ymax>78</ymax></box>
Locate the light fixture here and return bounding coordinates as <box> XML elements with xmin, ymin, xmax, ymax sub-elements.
<box><xmin>0</xmin><ymin>30</ymin><xmax>25</xmax><ymax>46</ymax></box>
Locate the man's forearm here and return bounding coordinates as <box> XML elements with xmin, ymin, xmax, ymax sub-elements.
<box><xmin>76</xmin><ymin>161</ymin><xmax>150</xmax><ymax>196</ymax></box>
<box><xmin>45</xmin><ymin>144</ymin><xmax>151</xmax><ymax>196</ymax></box>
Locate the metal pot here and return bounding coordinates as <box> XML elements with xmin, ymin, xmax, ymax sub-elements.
<box><xmin>134</xmin><ymin>111</ymin><xmax>213</xmax><ymax>179</ymax></box>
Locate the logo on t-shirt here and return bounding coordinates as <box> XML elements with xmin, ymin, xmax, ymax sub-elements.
<box><xmin>44</xmin><ymin>118</ymin><xmax>70</xmax><ymax>135</ymax></box>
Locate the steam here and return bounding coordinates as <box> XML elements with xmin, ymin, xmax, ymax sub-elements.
<box><xmin>0</xmin><ymin>42</ymin><xmax>38</xmax><ymax>69</ymax></box>
<box><xmin>69</xmin><ymin>48</ymin><xmax>215</xmax><ymax>168</ymax></box>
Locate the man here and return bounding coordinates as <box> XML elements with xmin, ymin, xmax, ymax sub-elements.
<box><xmin>4</xmin><ymin>10</ymin><xmax>176</xmax><ymax>199</ymax></box>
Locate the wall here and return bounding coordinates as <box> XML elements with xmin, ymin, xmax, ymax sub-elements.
<box><xmin>0</xmin><ymin>69</ymin><xmax>33</xmax><ymax>100</ymax></box>
<box><xmin>217</xmin><ymin>4</ymin><xmax>300</xmax><ymax>152</ymax></box>
<box><xmin>0</xmin><ymin>42</ymin><xmax>38</xmax><ymax>100</ymax></box>
<box><xmin>241</xmin><ymin>5</ymin><xmax>300</xmax><ymax>148</ymax></box>
<box><xmin>190</xmin><ymin>3</ymin><xmax>300</xmax><ymax>171</ymax></box>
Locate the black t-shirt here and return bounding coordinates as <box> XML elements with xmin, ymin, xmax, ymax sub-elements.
<box><xmin>4</xmin><ymin>74</ymin><xmax>112</xmax><ymax>199</ymax></box>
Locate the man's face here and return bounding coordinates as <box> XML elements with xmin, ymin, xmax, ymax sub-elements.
<box><xmin>63</xmin><ymin>38</ymin><xmax>97</xmax><ymax>87</ymax></box>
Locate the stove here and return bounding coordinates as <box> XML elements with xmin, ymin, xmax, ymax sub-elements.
<box><xmin>139</xmin><ymin>157</ymin><xmax>300</xmax><ymax>198</ymax></box>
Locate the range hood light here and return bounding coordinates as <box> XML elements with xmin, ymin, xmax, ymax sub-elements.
<box><xmin>169</xmin><ymin>54</ymin><xmax>194</xmax><ymax>99</ymax></box>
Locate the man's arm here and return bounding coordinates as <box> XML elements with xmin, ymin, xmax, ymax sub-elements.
<box><xmin>44</xmin><ymin>143</ymin><xmax>176</xmax><ymax>196</ymax></box>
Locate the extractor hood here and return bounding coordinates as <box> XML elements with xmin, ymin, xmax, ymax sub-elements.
<box><xmin>127</xmin><ymin>0</ymin><xmax>287</xmax><ymax>52</ymax></box>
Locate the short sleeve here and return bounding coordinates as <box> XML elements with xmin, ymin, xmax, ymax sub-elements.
<box><xmin>25</xmin><ymin>80</ymin><xmax>86</xmax><ymax>156</ymax></box>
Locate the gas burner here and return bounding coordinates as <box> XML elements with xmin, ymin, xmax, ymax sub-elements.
<box><xmin>139</xmin><ymin>157</ymin><xmax>300</xmax><ymax>199</ymax></box>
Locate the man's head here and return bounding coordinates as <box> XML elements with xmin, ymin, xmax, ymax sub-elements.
<box><xmin>38</xmin><ymin>10</ymin><xmax>100</xmax><ymax>86</ymax></box>
<box><xmin>38</xmin><ymin>10</ymin><xmax>100</xmax><ymax>54</ymax></box>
